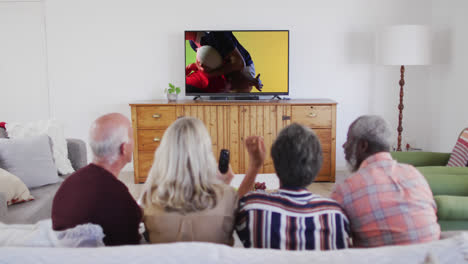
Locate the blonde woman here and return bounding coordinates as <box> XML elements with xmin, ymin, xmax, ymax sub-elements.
<box><xmin>140</xmin><ymin>117</ymin><xmax>264</xmax><ymax>245</ymax></box>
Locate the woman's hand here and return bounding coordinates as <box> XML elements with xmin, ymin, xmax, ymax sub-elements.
<box><xmin>237</xmin><ymin>136</ymin><xmax>265</xmax><ymax>197</ymax></box>
<box><xmin>245</xmin><ymin>136</ymin><xmax>266</xmax><ymax>169</ymax></box>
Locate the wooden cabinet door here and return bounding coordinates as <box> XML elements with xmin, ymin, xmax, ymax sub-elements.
<box><xmin>176</xmin><ymin>105</ymin><xmax>240</xmax><ymax>173</ymax></box>
<box><xmin>239</xmin><ymin>105</ymin><xmax>291</xmax><ymax>174</ymax></box>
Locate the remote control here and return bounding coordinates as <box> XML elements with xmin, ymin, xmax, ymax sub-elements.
<box><xmin>218</xmin><ymin>149</ymin><xmax>230</xmax><ymax>174</ymax></box>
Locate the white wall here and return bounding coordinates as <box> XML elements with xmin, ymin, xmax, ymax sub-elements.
<box><xmin>423</xmin><ymin>0</ymin><xmax>468</xmax><ymax>152</ymax></box>
<box><xmin>1</xmin><ymin>0</ymin><xmax>435</xmax><ymax>171</ymax></box>
<box><xmin>0</xmin><ymin>0</ymin><xmax>49</xmax><ymax>122</ymax></box>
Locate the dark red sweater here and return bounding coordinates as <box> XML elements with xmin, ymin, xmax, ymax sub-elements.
<box><xmin>52</xmin><ymin>164</ymin><xmax>142</xmax><ymax>246</ymax></box>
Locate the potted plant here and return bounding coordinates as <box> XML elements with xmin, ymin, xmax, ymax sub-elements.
<box><xmin>164</xmin><ymin>83</ymin><xmax>181</xmax><ymax>102</ymax></box>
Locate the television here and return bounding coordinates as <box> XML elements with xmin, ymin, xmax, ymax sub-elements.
<box><xmin>185</xmin><ymin>30</ymin><xmax>289</xmax><ymax>99</ymax></box>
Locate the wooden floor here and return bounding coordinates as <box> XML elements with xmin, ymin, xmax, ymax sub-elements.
<box><xmin>119</xmin><ymin>171</ymin><xmax>347</xmax><ymax>200</ymax></box>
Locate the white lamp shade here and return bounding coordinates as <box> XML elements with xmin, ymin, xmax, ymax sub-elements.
<box><xmin>378</xmin><ymin>25</ymin><xmax>431</xmax><ymax>65</ymax></box>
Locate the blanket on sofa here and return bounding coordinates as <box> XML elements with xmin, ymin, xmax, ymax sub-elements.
<box><xmin>1</xmin><ymin>233</ymin><xmax>467</xmax><ymax>264</ymax></box>
<box><xmin>0</xmin><ymin>219</ymin><xmax>104</xmax><ymax>248</ymax></box>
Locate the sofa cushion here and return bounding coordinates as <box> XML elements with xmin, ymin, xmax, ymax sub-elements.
<box><xmin>417</xmin><ymin>166</ymin><xmax>468</xmax><ymax>175</ymax></box>
<box><xmin>391</xmin><ymin>152</ymin><xmax>451</xmax><ymax>167</ymax></box>
<box><xmin>434</xmin><ymin>195</ymin><xmax>468</xmax><ymax>221</ymax></box>
<box><xmin>438</xmin><ymin>220</ymin><xmax>468</xmax><ymax>231</ymax></box>
<box><xmin>416</xmin><ymin>167</ymin><xmax>468</xmax><ymax>196</ymax></box>
<box><xmin>0</xmin><ymin>134</ymin><xmax>62</xmax><ymax>189</ymax></box>
<box><xmin>447</xmin><ymin>128</ymin><xmax>468</xmax><ymax>167</ymax></box>
<box><xmin>2</xmin><ymin>176</ymin><xmax>68</xmax><ymax>224</ymax></box>
<box><xmin>0</xmin><ymin>168</ymin><xmax>34</xmax><ymax>205</ymax></box>
<box><xmin>6</xmin><ymin>120</ymin><xmax>75</xmax><ymax>175</ymax></box>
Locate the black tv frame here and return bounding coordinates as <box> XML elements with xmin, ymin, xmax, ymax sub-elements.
<box><xmin>184</xmin><ymin>30</ymin><xmax>290</xmax><ymax>99</ymax></box>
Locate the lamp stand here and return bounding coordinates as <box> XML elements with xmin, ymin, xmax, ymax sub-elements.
<box><xmin>397</xmin><ymin>65</ymin><xmax>405</xmax><ymax>151</ymax></box>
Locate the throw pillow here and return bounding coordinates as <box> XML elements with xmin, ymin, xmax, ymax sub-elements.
<box><xmin>5</xmin><ymin>120</ymin><xmax>74</xmax><ymax>175</ymax></box>
<box><xmin>447</xmin><ymin>128</ymin><xmax>468</xmax><ymax>167</ymax></box>
<box><xmin>0</xmin><ymin>134</ymin><xmax>62</xmax><ymax>188</ymax></box>
<box><xmin>0</xmin><ymin>168</ymin><xmax>34</xmax><ymax>205</ymax></box>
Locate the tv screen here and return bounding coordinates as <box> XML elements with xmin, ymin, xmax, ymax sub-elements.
<box><xmin>185</xmin><ymin>30</ymin><xmax>289</xmax><ymax>96</ymax></box>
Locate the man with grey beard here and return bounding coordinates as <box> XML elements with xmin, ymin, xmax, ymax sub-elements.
<box><xmin>331</xmin><ymin>115</ymin><xmax>440</xmax><ymax>247</ymax></box>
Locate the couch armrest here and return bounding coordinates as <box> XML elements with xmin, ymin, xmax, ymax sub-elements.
<box><xmin>391</xmin><ymin>152</ymin><xmax>451</xmax><ymax>167</ymax></box>
<box><xmin>66</xmin><ymin>138</ymin><xmax>87</xmax><ymax>171</ymax></box>
<box><xmin>0</xmin><ymin>192</ymin><xmax>7</xmax><ymax>219</ymax></box>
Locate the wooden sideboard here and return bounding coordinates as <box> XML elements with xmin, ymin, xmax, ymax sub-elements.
<box><xmin>130</xmin><ymin>99</ymin><xmax>337</xmax><ymax>184</ymax></box>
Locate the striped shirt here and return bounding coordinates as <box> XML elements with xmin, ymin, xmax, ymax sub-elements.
<box><xmin>331</xmin><ymin>152</ymin><xmax>441</xmax><ymax>247</ymax></box>
<box><xmin>235</xmin><ymin>188</ymin><xmax>351</xmax><ymax>250</ymax></box>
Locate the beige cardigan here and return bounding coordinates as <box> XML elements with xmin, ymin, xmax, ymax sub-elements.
<box><xmin>143</xmin><ymin>185</ymin><xmax>238</xmax><ymax>246</ymax></box>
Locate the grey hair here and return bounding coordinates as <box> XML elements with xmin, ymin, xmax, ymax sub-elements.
<box><xmin>89</xmin><ymin>123</ymin><xmax>129</xmax><ymax>164</ymax></box>
<box><xmin>350</xmin><ymin>115</ymin><xmax>392</xmax><ymax>152</ymax></box>
<box><xmin>140</xmin><ymin>117</ymin><xmax>219</xmax><ymax>213</ymax></box>
<box><xmin>271</xmin><ymin>123</ymin><xmax>323</xmax><ymax>188</ymax></box>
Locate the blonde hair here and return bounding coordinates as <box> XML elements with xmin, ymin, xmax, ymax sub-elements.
<box><xmin>140</xmin><ymin>117</ymin><xmax>219</xmax><ymax>213</ymax></box>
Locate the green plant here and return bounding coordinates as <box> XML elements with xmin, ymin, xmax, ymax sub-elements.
<box><xmin>165</xmin><ymin>83</ymin><xmax>181</xmax><ymax>95</ymax></box>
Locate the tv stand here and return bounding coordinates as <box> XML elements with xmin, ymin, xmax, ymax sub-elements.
<box><xmin>129</xmin><ymin>99</ymin><xmax>337</xmax><ymax>184</ymax></box>
<box><xmin>193</xmin><ymin>96</ymin><xmax>201</xmax><ymax>101</ymax></box>
<box><xmin>209</xmin><ymin>96</ymin><xmax>260</xmax><ymax>101</ymax></box>
<box><xmin>271</xmin><ymin>95</ymin><xmax>283</xmax><ymax>100</ymax></box>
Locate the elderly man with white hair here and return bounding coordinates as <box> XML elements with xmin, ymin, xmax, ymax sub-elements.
<box><xmin>52</xmin><ymin>113</ymin><xmax>142</xmax><ymax>246</ymax></box>
<box><xmin>331</xmin><ymin>115</ymin><xmax>440</xmax><ymax>248</ymax></box>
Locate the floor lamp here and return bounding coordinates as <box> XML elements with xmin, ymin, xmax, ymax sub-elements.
<box><xmin>379</xmin><ymin>25</ymin><xmax>431</xmax><ymax>151</ymax></box>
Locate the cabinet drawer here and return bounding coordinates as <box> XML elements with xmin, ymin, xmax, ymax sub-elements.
<box><xmin>317</xmin><ymin>152</ymin><xmax>331</xmax><ymax>176</ymax></box>
<box><xmin>314</xmin><ymin>129</ymin><xmax>332</xmax><ymax>153</ymax></box>
<box><xmin>137</xmin><ymin>106</ymin><xmax>176</xmax><ymax>129</ymax></box>
<box><xmin>138</xmin><ymin>151</ymin><xmax>154</xmax><ymax>182</ymax></box>
<box><xmin>138</xmin><ymin>130</ymin><xmax>166</xmax><ymax>151</ymax></box>
<box><xmin>292</xmin><ymin>106</ymin><xmax>332</xmax><ymax>128</ymax></box>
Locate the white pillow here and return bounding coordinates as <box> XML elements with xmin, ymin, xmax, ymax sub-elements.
<box><xmin>0</xmin><ymin>168</ymin><xmax>34</xmax><ymax>205</ymax></box>
<box><xmin>6</xmin><ymin>120</ymin><xmax>74</xmax><ymax>175</ymax></box>
<box><xmin>0</xmin><ymin>135</ymin><xmax>62</xmax><ymax>188</ymax></box>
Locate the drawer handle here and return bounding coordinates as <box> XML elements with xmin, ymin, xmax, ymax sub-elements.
<box><xmin>152</xmin><ymin>114</ymin><xmax>161</xmax><ymax>118</ymax></box>
<box><xmin>308</xmin><ymin>112</ymin><xmax>317</xmax><ymax>118</ymax></box>
<box><xmin>153</xmin><ymin>138</ymin><xmax>161</xmax><ymax>142</ymax></box>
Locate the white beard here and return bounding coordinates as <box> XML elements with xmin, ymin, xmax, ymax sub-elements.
<box><xmin>345</xmin><ymin>161</ymin><xmax>355</xmax><ymax>173</ymax></box>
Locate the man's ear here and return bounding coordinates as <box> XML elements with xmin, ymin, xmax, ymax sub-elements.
<box><xmin>119</xmin><ymin>143</ymin><xmax>126</xmax><ymax>156</ymax></box>
<box><xmin>357</xmin><ymin>139</ymin><xmax>369</xmax><ymax>155</ymax></box>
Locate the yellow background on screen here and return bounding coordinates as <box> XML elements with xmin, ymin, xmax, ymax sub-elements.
<box><xmin>233</xmin><ymin>31</ymin><xmax>289</xmax><ymax>93</ymax></box>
